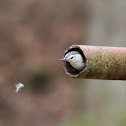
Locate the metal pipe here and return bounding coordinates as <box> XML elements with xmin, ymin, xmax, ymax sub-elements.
<box><xmin>62</xmin><ymin>45</ymin><xmax>126</xmax><ymax>80</ymax></box>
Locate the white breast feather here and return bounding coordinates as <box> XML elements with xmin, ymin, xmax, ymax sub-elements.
<box><xmin>15</xmin><ymin>82</ymin><xmax>24</xmax><ymax>93</ymax></box>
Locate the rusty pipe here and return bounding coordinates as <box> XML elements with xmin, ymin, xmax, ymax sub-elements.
<box><xmin>62</xmin><ymin>45</ymin><xmax>126</xmax><ymax>80</ymax></box>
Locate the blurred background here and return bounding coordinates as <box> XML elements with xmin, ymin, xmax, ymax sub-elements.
<box><xmin>0</xmin><ymin>0</ymin><xmax>126</xmax><ymax>126</ymax></box>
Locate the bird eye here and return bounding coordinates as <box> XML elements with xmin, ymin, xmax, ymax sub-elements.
<box><xmin>71</xmin><ymin>57</ymin><xmax>73</xmax><ymax>59</ymax></box>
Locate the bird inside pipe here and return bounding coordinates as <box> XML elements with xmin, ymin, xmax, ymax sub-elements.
<box><xmin>60</xmin><ymin>51</ymin><xmax>85</xmax><ymax>70</ymax></box>
<box><xmin>60</xmin><ymin>47</ymin><xmax>86</xmax><ymax>76</ymax></box>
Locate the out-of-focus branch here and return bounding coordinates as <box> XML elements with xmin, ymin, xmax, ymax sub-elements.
<box><xmin>62</xmin><ymin>45</ymin><xmax>126</xmax><ymax>80</ymax></box>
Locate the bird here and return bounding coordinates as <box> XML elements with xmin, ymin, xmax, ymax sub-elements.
<box><xmin>60</xmin><ymin>51</ymin><xmax>85</xmax><ymax>70</ymax></box>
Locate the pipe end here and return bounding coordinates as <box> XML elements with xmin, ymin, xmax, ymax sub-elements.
<box><xmin>63</xmin><ymin>45</ymin><xmax>86</xmax><ymax>78</ymax></box>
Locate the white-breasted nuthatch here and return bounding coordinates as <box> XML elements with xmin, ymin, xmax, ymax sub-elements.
<box><xmin>60</xmin><ymin>51</ymin><xmax>85</xmax><ymax>70</ymax></box>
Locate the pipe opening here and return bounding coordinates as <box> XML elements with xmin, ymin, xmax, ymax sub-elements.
<box><xmin>64</xmin><ymin>46</ymin><xmax>86</xmax><ymax>77</ymax></box>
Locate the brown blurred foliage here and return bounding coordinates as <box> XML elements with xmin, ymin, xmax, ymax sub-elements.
<box><xmin>0</xmin><ymin>0</ymin><xmax>88</xmax><ymax>126</ymax></box>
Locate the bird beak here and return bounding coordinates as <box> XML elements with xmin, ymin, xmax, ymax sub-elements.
<box><xmin>60</xmin><ymin>58</ymin><xmax>66</xmax><ymax>61</ymax></box>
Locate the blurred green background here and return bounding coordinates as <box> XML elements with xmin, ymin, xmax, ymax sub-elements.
<box><xmin>0</xmin><ymin>0</ymin><xmax>126</xmax><ymax>126</ymax></box>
